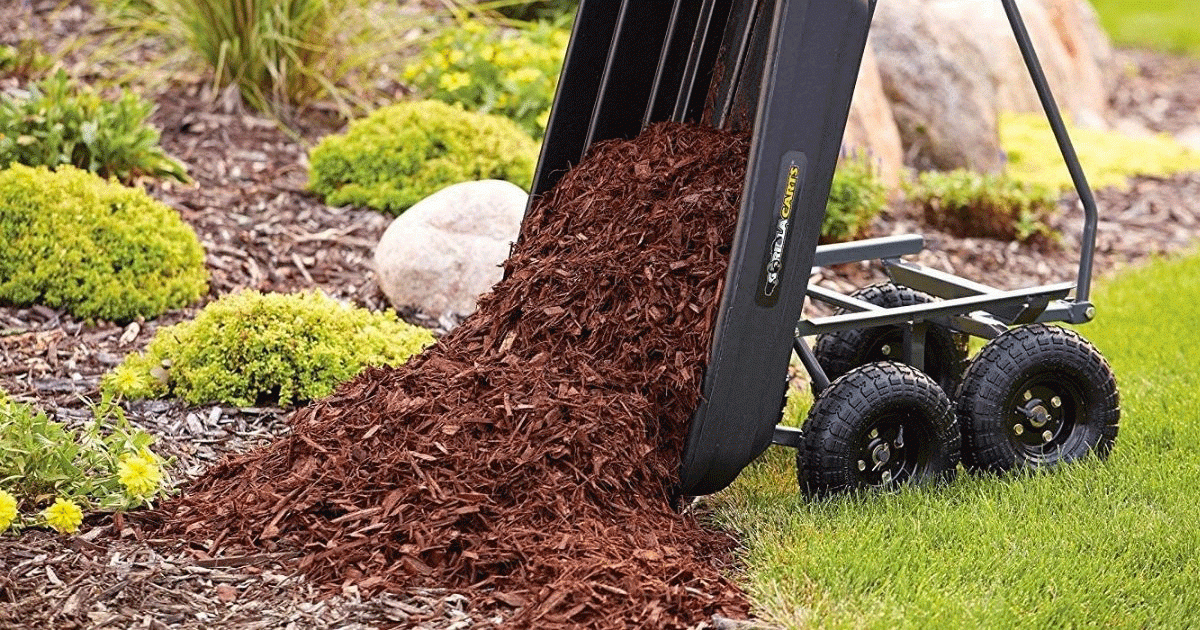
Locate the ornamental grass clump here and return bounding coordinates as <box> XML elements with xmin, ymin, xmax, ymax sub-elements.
<box><xmin>0</xmin><ymin>398</ymin><xmax>170</xmax><ymax>534</ymax></box>
<box><xmin>402</xmin><ymin>19</ymin><xmax>568</xmax><ymax>137</ymax></box>
<box><xmin>0</xmin><ymin>165</ymin><xmax>208</xmax><ymax>322</ymax></box>
<box><xmin>104</xmin><ymin>290</ymin><xmax>435</xmax><ymax>407</ymax></box>
<box><xmin>154</xmin><ymin>0</ymin><xmax>367</xmax><ymax>117</ymax></box>
<box><xmin>308</xmin><ymin>100</ymin><xmax>537</xmax><ymax>214</ymax></box>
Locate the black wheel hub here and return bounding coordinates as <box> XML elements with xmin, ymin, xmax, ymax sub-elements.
<box><xmin>854</xmin><ymin>415</ymin><xmax>929</xmax><ymax>486</ymax></box>
<box><xmin>1007</xmin><ymin>379</ymin><xmax>1079</xmax><ymax>455</ymax></box>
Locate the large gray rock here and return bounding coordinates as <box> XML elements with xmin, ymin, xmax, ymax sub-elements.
<box><xmin>374</xmin><ymin>180</ymin><xmax>527</xmax><ymax>318</ymax></box>
<box><xmin>844</xmin><ymin>45</ymin><xmax>905</xmax><ymax>187</ymax></box>
<box><xmin>869</xmin><ymin>0</ymin><xmax>1115</xmax><ymax>173</ymax></box>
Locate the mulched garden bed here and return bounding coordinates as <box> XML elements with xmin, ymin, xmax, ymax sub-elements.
<box><xmin>2</xmin><ymin>1</ymin><xmax>1200</xmax><ymax>627</ymax></box>
<box><xmin>157</xmin><ymin>121</ymin><xmax>752</xmax><ymax>629</ymax></box>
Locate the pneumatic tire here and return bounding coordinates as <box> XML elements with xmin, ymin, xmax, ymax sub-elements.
<box><xmin>811</xmin><ymin>283</ymin><xmax>968</xmax><ymax>396</ymax></box>
<box><xmin>957</xmin><ymin>324</ymin><xmax>1119</xmax><ymax>473</ymax></box>
<box><xmin>797</xmin><ymin>362</ymin><xmax>960</xmax><ymax>498</ymax></box>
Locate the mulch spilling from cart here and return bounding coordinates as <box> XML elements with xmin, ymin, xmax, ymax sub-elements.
<box><xmin>158</xmin><ymin>122</ymin><xmax>752</xmax><ymax>628</ymax></box>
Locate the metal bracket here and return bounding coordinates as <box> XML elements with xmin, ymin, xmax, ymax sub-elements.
<box><xmin>772</xmin><ymin>425</ymin><xmax>804</xmax><ymax>449</ymax></box>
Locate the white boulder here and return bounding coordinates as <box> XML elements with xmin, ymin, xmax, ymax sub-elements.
<box><xmin>374</xmin><ymin>180</ymin><xmax>528</xmax><ymax>318</ymax></box>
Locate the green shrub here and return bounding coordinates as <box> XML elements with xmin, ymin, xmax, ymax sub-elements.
<box><xmin>823</xmin><ymin>155</ymin><xmax>887</xmax><ymax>243</ymax></box>
<box><xmin>104</xmin><ymin>290</ymin><xmax>436</xmax><ymax>407</ymax></box>
<box><xmin>906</xmin><ymin>169</ymin><xmax>1058</xmax><ymax>245</ymax></box>
<box><xmin>309</xmin><ymin>100</ymin><xmax>537</xmax><ymax>214</ymax></box>
<box><xmin>0</xmin><ymin>71</ymin><xmax>187</xmax><ymax>183</ymax></box>
<box><xmin>402</xmin><ymin>19</ymin><xmax>568</xmax><ymax>137</ymax></box>
<box><xmin>0</xmin><ymin>164</ymin><xmax>208</xmax><ymax>322</ymax></box>
<box><xmin>0</xmin><ymin>398</ymin><xmax>171</xmax><ymax>533</ymax></box>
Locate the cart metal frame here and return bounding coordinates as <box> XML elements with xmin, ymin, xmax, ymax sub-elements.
<box><xmin>531</xmin><ymin>0</ymin><xmax>1102</xmax><ymax>497</ymax></box>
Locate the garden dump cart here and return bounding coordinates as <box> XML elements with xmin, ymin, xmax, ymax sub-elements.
<box><xmin>532</xmin><ymin>0</ymin><xmax>1120</xmax><ymax>498</ymax></box>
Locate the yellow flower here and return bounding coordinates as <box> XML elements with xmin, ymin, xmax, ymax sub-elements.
<box><xmin>446</xmin><ymin>50</ymin><xmax>465</xmax><ymax>66</ymax></box>
<box><xmin>43</xmin><ymin>497</ymin><xmax>83</xmax><ymax>534</ymax></box>
<box><xmin>110</xmin><ymin>365</ymin><xmax>149</xmax><ymax>396</ymax></box>
<box><xmin>402</xmin><ymin>64</ymin><xmax>420</xmax><ymax>82</ymax></box>
<box><xmin>0</xmin><ymin>490</ymin><xmax>17</xmax><ymax>532</ymax></box>
<box><xmin>437</xmin><ymin>72</ymin><xmax>471</xmax><ymax>92</ymax></box>
<box><xmin>118</xmin><ymin>451</ymin><xmax>163</xmax><ymax>498</ymax></box>
<box><xmin>507</xmin><ymin>67</ymin><xmax>541</xmax><ymax>85</ymax></box>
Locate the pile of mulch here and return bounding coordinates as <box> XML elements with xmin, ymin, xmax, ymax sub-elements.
<box><xmin>157</xmin><ymin>122</ymin><xmax>752</xmax><ymax>628</ymax></box>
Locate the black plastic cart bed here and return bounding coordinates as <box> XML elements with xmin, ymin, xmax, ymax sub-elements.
<box><xmin>531</xmin><ymin>0</ymin><xmax>1120</xmax><ymax>499</ymax></box>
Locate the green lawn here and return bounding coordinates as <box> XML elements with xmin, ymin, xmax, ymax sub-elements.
<box><xmin>1090</xmin><ymin>0</ymin><xmax>1200</xmax><ymax>55</ymax></box>
<box><xmin>710</xmin><ymin>251</ymin><xmax>1200</xmax><ymax>629</ymax></box>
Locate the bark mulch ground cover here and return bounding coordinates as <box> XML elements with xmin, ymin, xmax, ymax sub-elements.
<box><xmin>156</xmin><ymin>122</ymin><xmax>752</xmax><ymax>629</ymax></box>
<box><xmin>3</xmin><ymin>0</ymin><xmax>1200</xmax><ymax>626</ymax></box>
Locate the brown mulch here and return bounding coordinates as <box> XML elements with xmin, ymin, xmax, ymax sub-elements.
<box><xmin>3</xmin><ymin>0</ymin><xmax>1200</xmax><ymax>626</ymax></box>
<box><xmin>0</xmin><ymin>530</ymin><xmax>475</xmax><ymax>630</ymax></box>
<box><xmin>1110</xmin><ymin>48</ymin><xmax>1200</xmax><ymax>138</ymax></box>
<box><xmin>157</xmin><ymin>122</ymin><xmax>751</xmax><ymax>629</ymax></box>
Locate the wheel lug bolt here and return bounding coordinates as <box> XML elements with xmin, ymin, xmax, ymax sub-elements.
<box><xmin>1051</xmin><ymin>396</ymin><xmax>1062</xmax><ymax>408</ymax></box>
<box><xmin>1013</xmin><ymin>424</ymin><xmax>1024</xmax><ymax>435</ymax></box>
<box><xmin>869</xmin><ymin>429</ymin><xmax>878</xmax><ymax>439</ymax></box>
<box><xmin>881</xmin><ymin>344</ymin><xmax>892</xmax><ymax>356</ymax></box>
<box><xmin>1024</xmin><ymin>390</ymin><xmax>1033</xmax><ymax>401</ymax></box>
<box><xmin>858</xmin><ymin>460</ymin><xmax>867</xmax><ymax>471</ymax></box>
<box><xmin>881</xmin><ymin>471</ymin><xmax>893</xmax><ymax>484</ymax></box>
<box><xmin>1043</xmin><ymin>430</ymin><xmax>1053</xmax><ymax>443</ymax></box>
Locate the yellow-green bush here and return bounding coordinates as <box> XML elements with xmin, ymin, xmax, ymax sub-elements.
<box><xmin>1001</xmin><ymin>111</ymin><xmax>1200</xmax><ymax>191</ymax></box>
<box><xmin>0</xmin><ymin>165</ymin><xmax>208</xmax><ymax>322</ymax></box>
<box><xmin>402</xmin><ymin>19</ymin><xmax>568</xmax><ymax>137</ymax></box>
<box><xmin>104</xmin><ymin>290</ymin><xmax>435</xmax><ymax>407</ymax></box>
<box><xmin>309</xmin><ymin>100</ymin><xmax>538</xmax><ymax>214</ymax></box>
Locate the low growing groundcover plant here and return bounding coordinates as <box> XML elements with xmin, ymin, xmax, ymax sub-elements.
<box><xmin>823</xmin><ymin>154</ymin><xmax>887</xmax><ymax>243</ymax></box>
<box><xmin>1000</xmin><ymin>111</ymin><xmax>1200</xmax><ymax>191</ymax></box>
<box><xmin>0</xmin><ymin>397</ymin><xmax>170</xmax><ymax>534</ymax></box>
<box><xmin>104</xmin><ymin>290</ymin><xmax>435</xmax><ymax>407</ymax></box>
<box><xmin>906</xmin><ymin>168</ymin><xmax>1059</xmax><ymax>245</ymax></box>
<box><xmin>0</xmin><ymin>70</ymin><xmax>188</xmax><ymax>183</ymax></box>
<box><xmin>0</xmin><ymin>164</ymin><xmax>208</xmax><ymax>322</ymax></box>
<box><xmin>308</xmin><ymin>99</ymin><xmax>537</xmax><ymax>214</ymax></box>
